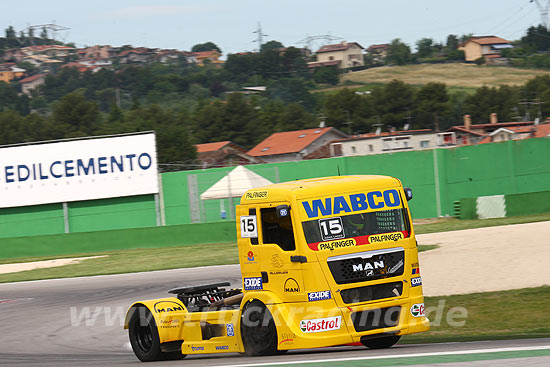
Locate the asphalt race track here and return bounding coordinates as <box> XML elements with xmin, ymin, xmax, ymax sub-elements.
<box><xmin>1</xmin><ymin>265</ymin><xmax>549</xmax><ymax>367</ymax></box>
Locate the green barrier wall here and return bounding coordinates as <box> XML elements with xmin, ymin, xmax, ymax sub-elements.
<box><xmin>0</xmin><ymin>138</ymin><xmax>549</xmax><ymax>240</ymax></box>
<box><xmin>0</xmin><ymin>221</ymin><xmax>236</xmax><ymax>260</ymax></box>
<box><xmin>506</xmin><ymin>191</ymin><xmax>550</xmax><ymax>216</ymax></box>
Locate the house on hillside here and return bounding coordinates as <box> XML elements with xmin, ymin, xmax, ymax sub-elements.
<box><xmin>366</xmin><ymin>44</ymin><xmax>390</xmax><ymax>63</ymax></box>
<box><xmin>447</xmin><ymin>114</ymin><xmax>550</xmax><ymax>145</ymax></box>
<box><xmin>21</xmin><ymin>54</ymin><xmax>62</xmax><ymax>69</ymax></box>
<box><xmin>0</xmin><ymin>63</ymin><xmax>26</xmax><ymax>83</ymax></box>
<box><xmin>156</xmin><ymin>49</ymin><xmax>184</xmax><ymax>64</ymax></box>
<box><xmin>118</xmin><ymin>48</ymin><xmax>156</xmax><ymax>64</ymax></box>
<box><xmin>195</xmin><ymin>141</ymin><xmax>263</xmax><ymax>168</ymax></box>
<box><xmin>19</xmin><ymin>73</ymin><xmax>48</xmax><ymax>96</ymax></box>
<box><xmin>77</xmin><ymin>45</ymin><xmax>112</xmax><ymax>60</ymax></box>
<box><xmin>191</xmin><ymin>50</ymin><xmax>224</xmax><ymax>67</ymax></box>
<box><xmin>459</xmin><ymin>36</ymin><xmax>513</xmax><ymax>63</ymax></box>
<box><xmin>326</xmin><ymin>129</ymin><xmax>457</xmax><ymax>158</ymax></box>
<box><xmin>247</xmin><ymin>127</ymin><xmax>348</xmax><ymax>163</ymax></box>
<box><xmin>308</xmin><ymin>41</ymin><xmax>364</xmax><ymax>70</ymax></box>
<box><xmin>21</xmin><ymin>45</ymin><xmax>75</xmax><ymax>59</ymax></box>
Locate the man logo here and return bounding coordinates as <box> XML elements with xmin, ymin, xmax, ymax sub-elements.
<box><xmin>153</xmin><ymin>301</ymin><xmax>184</xmax><ymax>313</ymax></box>
<box><xmin>284</xmin><ymin>278</ymin><xmax>300</xmax><ymax>293</ymax></box>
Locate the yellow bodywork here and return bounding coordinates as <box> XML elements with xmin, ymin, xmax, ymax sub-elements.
<box><xmin>126</xmin><ymin>175</ymin><xmax>429</xmax><ymax>355</ymax></box>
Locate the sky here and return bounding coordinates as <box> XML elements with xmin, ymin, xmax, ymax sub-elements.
<box><xmin>1</xmin><ymin>1</ymin><xmax>544</xmax><ymax>56</ymax></box>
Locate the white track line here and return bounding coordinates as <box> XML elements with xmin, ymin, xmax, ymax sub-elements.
<box><xmin>216</xmin><ymin>345</ymin><xmax>550</xmax><ymax>367</ymax></box>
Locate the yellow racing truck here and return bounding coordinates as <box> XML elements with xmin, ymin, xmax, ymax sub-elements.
<box><xmin>125</xmin><ymin>175</ymin><xmax>429</xmax><ymax>361</ymax></box>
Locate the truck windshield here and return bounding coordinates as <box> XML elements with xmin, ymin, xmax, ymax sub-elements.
<box><xmin>301</xmin><ymin>209</ymin><xmax>409</xmax><ymax>245</ymax></box>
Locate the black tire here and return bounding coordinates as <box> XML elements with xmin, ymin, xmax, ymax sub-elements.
<box><xmin>241</xmin><ymin>300</ymin><xmax>278</xmax><ymax>356</ymax></box>
<box><xmin>361</xmin><ymin>335</ymin><xmax>401</xmax><ymax>349</ymax></box>
<box><xmin>128</xmin><ymin>306</ymin><xmax>185</xmax><ymax>362</ymax></box>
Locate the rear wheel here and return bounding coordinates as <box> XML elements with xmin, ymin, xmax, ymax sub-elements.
<box><xmin>128</xmin><ymin>306</ymin><xmax>185</xmax><ymax>361</ymax></box>
<box><xmin>361</xmin><ymin>335</ymin><xmax>401</xmax><ymax>349</ymax></box>
<box><xmin>241</xmin><ymin>300</ymin><xmax>278</xmax><ymax>356</ymax></box>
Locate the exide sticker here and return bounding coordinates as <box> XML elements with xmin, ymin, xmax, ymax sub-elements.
<box><xmin>411</xmin><ymin>277</ymin><xmax>422</xmax><ymax>287</ymax></box>
<box><xmin>308</xmin><ymin>290</ymin><xmax>332</xmax><ymax>302</ymax></box>
<box><xmin>244</xmin><ymin>277</ymin><xmax>263</xmax><ymax>290</ymax></box>
<box><xmin>300</xmin><ymin>316</ymin><xmax>341</xmax><ymax>333</ymax></box>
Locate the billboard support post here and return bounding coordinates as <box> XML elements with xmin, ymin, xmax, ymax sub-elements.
<box><xmin>62</xmin><ymin>202</ymin><xmax>70</xmax><ymax>233</ymax></box>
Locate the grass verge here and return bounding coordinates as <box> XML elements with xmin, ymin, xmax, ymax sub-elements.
<box><xmin>0</xmin><ymin>244</ymin><xmax>436</xmax><ymax>283</ymax></box>
<box><xmin>413</xmin><ymin>213</ymin><xmax>550</xmax><ymax>234</ymax></box>
<box><xmin>341</xmin><ymin>64</ymin><xmax>550</xmax><ymax>89</ymax></box>
<box><xmin>402</xmin><ymin>286</ymin><xmax>550</xmax><ymax>343</ymax></box>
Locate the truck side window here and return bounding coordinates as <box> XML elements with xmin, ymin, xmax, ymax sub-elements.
<box><xmin>260</xmin><ymin>208</ymin><xmax>296</xmax><ymax>251</ymax></box>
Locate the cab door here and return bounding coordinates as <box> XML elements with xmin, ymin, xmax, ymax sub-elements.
<box><xmin>256</xmin><ymin>203</ymin><xmax>306</xmax><ymax>303</ymax></box>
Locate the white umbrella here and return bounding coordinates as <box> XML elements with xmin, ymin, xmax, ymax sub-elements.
<box><xmin>200</xmin><ymin>166</ymin><xmax>273</xmax><ymax>200</ymax></box>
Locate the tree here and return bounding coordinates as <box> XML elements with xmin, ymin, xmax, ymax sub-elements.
<box><xmin>387</xmin><ymin>39</ymin><xmax>412</xmax><ymax>65</ymax></box>
<box><xmin>446</xmin><ymin>34</ymin><xmax>459</xmax><ymax>50</ymax></box>
<box><xmin>371</xmin><ymin>80</ymin><xmax>415</xmax><ymax>128</ymax></box>
<box><xmin>40</xmin><ymin>27</ymin><xmax>48</xmax><ymax>40</ymax></box>
<box><xmin>4</xmin><ymin>26</ymin><xmax>18</xmax><ymax>48</ymax></box>
<box><xmin>276</xmin><ymin>103</ymin><xmax>315</xmax><ymax>132</ymax></box>
<box><xmin>267</xmin><ymin>78</ymin><xmax>315</xmax><ymax>110</ymax></box>
<box><xmin>261</xmin><ymin>40</ymin><xmax>284</xmax><ymax>52</ymax></box>
<box><xmin>415</xmin><ymin>82</ymin><xmax>450</xmax><ymax>130</ymax></box>
<box><xmin>313</xmin><ymin>66</ymin><xmax>339</xmax><ymax>85</ymax></box>
<box><xmin>50</xmin><ymin>92</ymin><xmax>100</xmax><ymax>137</ymax></box>
<box><xmin>463</xmin><ymin>85</ymin><xmax>519</xmax><ymax>123</ymax></box>
<box><xmin>191</xmin><ymin>42</ymin><xmax>221</xmax><ymax>53</ymax></box>
<box><xmin>416</xmin><ymin>38</ymin><xmax>435</xmax><ymax>58</ymax></box>
<box><xmin>520</xmin><ymin>25</ymin><xmax>550</xmax><ymax>52</ymax></box>
<box><xmin>324</xmin><ymin>88</ymin><xmax>373</xmax><ymax>133</ymax></box>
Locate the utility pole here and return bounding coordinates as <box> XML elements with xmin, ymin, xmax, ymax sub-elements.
<box><xmin>23</xmin><ymin>23</ymin><xmax>70</xmax><ymax>44</ymax></box>
<box><xmin>531</xmin><ymin>0</ymin><xmax>550</xmax><ymax>30</ymax></box>
<box><xmin>296</xmin><ymin>34</ymin><xmax>344</xmax><ymax>53</ymax></box>
<box><xmin>344</xmin><ymin>110</ymin><xmax>352</xmax><ymax>134</ymax></box>
<box><xmin>252</xmin><ymin>22</ymin><xmax>268</xmax><ymax>52</ymax></box>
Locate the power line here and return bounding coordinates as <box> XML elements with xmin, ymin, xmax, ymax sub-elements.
<box><xmin>296</xmin><ymin>34</ymin><xmax>343</xmax><ymax>52</ymax></box>
<box><xmin>531</xmin><ymin>0</ymin><xmax>550</xmax><ymax>30</ymax></box>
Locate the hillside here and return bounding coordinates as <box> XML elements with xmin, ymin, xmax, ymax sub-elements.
<box><xmin>341</xmin><ymin>63</ymin><xmax>550</xmax><ymax>89</ymax></box>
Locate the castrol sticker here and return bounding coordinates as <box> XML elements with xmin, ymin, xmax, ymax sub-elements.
<box><xmin>410</xmin><ymin>303</ymin><xmax>425</xmax><ymax>317</ymax></box>
<box><xmin>299</xmin><ymin>316</ymin><xmax>341</xmax><ymax>333</ymax></box>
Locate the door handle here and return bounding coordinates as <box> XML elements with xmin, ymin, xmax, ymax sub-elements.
<box><xmin>290</xmin><ymin>255</ymin><xmax>307</xmax><ymax>263</ymax></box>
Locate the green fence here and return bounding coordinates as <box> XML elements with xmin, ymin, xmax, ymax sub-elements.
<box><xmin>0</xmin><ymin>221</ymin><xmax>236</xmax><ymax>260</ymax></box>
<box><xmin>459</xmin><ymin>190</ymin><xmax>550</xmax><ymax>219</ymax></box>
<box><xmin>0</xmin><ymin>138</ymin><xmax>549</xmax><ymax>240</ymax></box>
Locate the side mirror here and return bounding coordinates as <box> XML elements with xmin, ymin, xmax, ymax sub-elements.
<box><xmin>276</xmin><ymin>205</ymin><xmax>290</xmax><ymax>218</ymax></box>
<box><xmin>404</xmin><ymin>187</ymin><xmax>413</xmax><ymax>201</ymax></box>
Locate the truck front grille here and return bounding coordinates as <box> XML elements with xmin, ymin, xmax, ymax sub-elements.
<box><xmin>341</xmin><ymin>281</ymin><xmax>403</xmax><ymax>304</ymax></box>
<box><xmin>327</xmin><ymin>247</ymin><xmax>404</xmax><ymax>284</ymax></box>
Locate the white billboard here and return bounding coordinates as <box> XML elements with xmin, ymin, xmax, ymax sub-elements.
<box><xmin>0</xmin><ymin>133</ymin><xmax>159</xmax><ymax>208</ymax></box>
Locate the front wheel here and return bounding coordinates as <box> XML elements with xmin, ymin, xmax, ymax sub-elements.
<box><xmin>128</xmin><ymin>306</ymin><xmax>185</xmax><ymax>361</ymax></box>
<box><xmin>361</xmin><ymin>335</ymin><xmax>401</xmax><ymax>349</ymax></box>
<box><xmin>241</xmin><ymin>300</ymin><xmax>278</xmax><ymax>356</ymax></box>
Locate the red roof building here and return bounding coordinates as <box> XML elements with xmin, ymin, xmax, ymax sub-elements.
<box><xmin>247</xmin><ymin>127</ymin><xmax>348</xmax><ymax>162</ymax></box>
<box><xmin>447</xmin><ymin>114</ymin><xmax>550</xmax><ymax>145</ymax></box>
<box><xmin>194</xmin><ymin>141</ymin><xmax>263</xmax><ymax>168</ymax></box>
<box><xmin>311</xmin><ymin>41</ymin><xmax>364</xmax><ymax>69</ymax></box>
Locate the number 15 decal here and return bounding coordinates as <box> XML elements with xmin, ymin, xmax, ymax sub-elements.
<box><xmin>240</xmin><ymin>215</ymin><xmax>258</xmax><ymax>238</ymax></box>
<box><xmin>318</xmin><ymin>217</ymin><xmax>344</xmax><ymax>241</ymax></box>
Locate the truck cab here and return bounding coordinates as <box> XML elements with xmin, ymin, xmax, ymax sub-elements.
<box><xmin>236</xmin><ymin>175</ymin><xmax>429</xmax><ymax>350</ymax></box>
